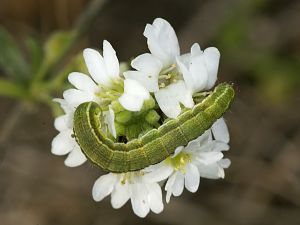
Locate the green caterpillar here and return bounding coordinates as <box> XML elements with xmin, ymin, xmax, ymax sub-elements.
<box><xmin>73</xmin><ymin>83</ymin><xmax>235</xmax><ymax>173</ymax></box>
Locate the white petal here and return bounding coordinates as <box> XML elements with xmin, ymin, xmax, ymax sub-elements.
<box><xmin>51</xmin><ymin>130</ymin><xmax>76</xmax><ymax>155</ymax></box>
<box><xmin>214</xmin><ymin>141</ymin><xmax>230</xmax><ymax>152</ymax></box>
<box><xmin>111</xmin><ymin>181</ymin><xmax>130</xmax><ymax>209</ymax></box>
<box><xmin>165</xmin><ymin>173</ymin><xmax>176</xmax><ymax>203</ymax></box>
<box><xmin>172</xmin><ymin>172</ymin><xmax>185</xmax><ymax>196</ymax></box>
<box><xmin>124</xmin><ymin>53</ymin><xmax>162</xmax><ymax>92</ymax></box>
<box><xmin>189</xmin><ymin>52</ymin><xmax>209</xmax><ymax>92</ymax></box>
<box><xmin>197</xmin><ymin>141</ymin><xmax>215</xmax><ymax>152</ymax></box>
<box><xmin>54</xmin><ymin>115</ymin><xmax>69</xmax><ymax>131</ymax></box>
<box><xmin>185</xmin><ymin>163</ymin><xmax>200</xmax><ymax>193</ymax></box>
<box><xmin>212</xmin><ymin>118</ymin><xmax>229</xmax><ymax>143</ymax></box>
<box><xmin>178</xmin><ymin>46</ymin><xmax>209</xmax><ymax>93</ymax></box>
<box><xmin>146</xmin><ymin>183</ymin><xmax>164</xmax><ymax>214</ymax></box>
<box><xmin>184</xmin><ymin>138</ymin><xmax>200</xmax><ymax>153</ymax></box>
<box><xmin>191</xmin><ymin>43</ymin><xmax>202</xmax><ymax>56</ymax></box>
<box><xmin>196</xmin><ymin>130</ymin><xmax>212</xmax><ymax>145</ymax></box>
<box><xmin>144</xmin><ymin>18</ymin><xmax>180</xmax><ymax>67</ymax></box>
<box><xmin>183</xmin><ymin>131</ymin><xmax>212</xmax><ymax>155</ymax></box>
<box><xmin>83</xmin><ymin>48</ymin><xmax>111</xmax><ymax>86</ymax></box>
<box><xmin>176</xmin><ymin>58</ymin><xmax>192</xmax><ymax>89</ymax></box>
<box><xmin>143</xmin><ymin>163</ymin><xmax>173</xmax><ymax>183</ymax></box>
<box><xmin>131</xmin><ymin>53</ymin><xmax>162</xmax><ymax>77</ymax></box>
<box><xmin>92</xmin><ymin>173</ymin><xmax>117</xmax><ymax>202</ymax></box>
<box><xmin>68</xmin><ymin>72</ymin><xmax>98</xmax><ymax>93</ymax></box>
<box><xmin>198</xmin><ymin>163</ymin><xmax>225</xmax><ymax>179</ymax></box>
<box><xmin>53</xmin><ymin>98</ymin><xmax>73</xmax><ymax>115</ymax></box>
<box><xmin>63</xmin><ymin>88</ymin><xmax>94</xmax><ymax>107</ymax></box>
<box><xmin>166</xmin><ymin>191</ymin><xmax>172</xmax><ymax>204</ymax></box>
<box><xmin>171</xmin><ymin>81</ymin><xmax>194</xmax><ymax>108</ymax></box>
<box><xmin>118</xmin><ymin>94</ymin><xmax>144</xmax><ymax>112</ymax></box>
<box><xmin>165</xmin><ymin>172</ymin><xmax>176</xmax><ymax>191</ymax></box>
<box><xmin>124</xmin><ymin>71</ymin><xmax>159</xmax><ymax>92</ymax></box>
<box><xmin>203</xmin><ymin>47</ymin><xmax>220</xmax><ymax>89</ymax></box>
<box><xmin>218</xmin><ymin>158</ymin><xmax>231</xmax><ymax>169</ymax></box>
<box><xmin>155</xmin><ymin>81</ymin><xmax>194</xmax><ymax>118</ymax></box>
<box><xmin>130</xmin><ymin>183</ymin><xmax>150</xmax><ymax>218</ymax></box>
<box><xmin>64</xmin><ymin>146</ymin><xmax>87</xmax><ymax>167</ymax></box>
<box><xmin>178</xmin><ymin>53</ymin><xmax>191</xmax><ymax>65</ymax></box>
<box><xmin>103</xmin><ymin>40</ymin><xmax>120</xmax><ymax>79</ymax></box>
<box><xmin>155</xmin><ymin>88</ymin><xmax>181</xmax><ymax>118</ymax></box>
<box><xmin>166</xmin><ymin>191</ymin><xmax>172</xmax><ymax>203</ymax></box>
<box><xmin>196</xmin><ymin>151</ymin><xmax>224</xmax><ymax>165</ymax></box>
<box><xmin>105</xmin><ymin>105</ymin><xmax>116</xmax><ymax>138</ymax></box>
<box><xmin>119</xmin><ymin>79</ymin><xmax>150</xmax><ymax>111</ymax></box>
<box><xmin>123</xmin><ymin>79</ymin><xmax>150</xmax><ymax>99</ymax></box>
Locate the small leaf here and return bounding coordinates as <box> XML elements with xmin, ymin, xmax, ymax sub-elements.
<box><xmin>0</xmin><ymin>26</ymin><xmax>29</xmax><ymax>79</ymax></box>
<box><xmin>0</xmin><ymin>79</ymin><xmax>27</xmax><ymax>99</ymax></box>
<box><xmin>25</xmin><ymin>36</ymin><xmax>43</xmax><ymax>75</ymax></box>
<box><xmin>44</xmin><ymin>30</ymin><xmax>76</xmax><ymax>66</ymax></box>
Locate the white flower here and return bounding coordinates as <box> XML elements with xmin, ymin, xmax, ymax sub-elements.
<box><xmin>83</xmin><ymin>40</ymin><xmax>120</xmax><ymax>87</ymax></box>
<box><xmin>144</xmin><ymin>17</ymin><xmax>180</xmax><ymax>67</ymax></box>
<box><xmin>92</xmin><ymin>171</ymin><xmax>164</xmax><ymax>218</ymax></box>
<box><xmin>145</xmin><ymin>117</ymin><xmax>230</xmax><ymax>203</ymax></box>
<box><xmin>154</xmin><ymin>80</ymin><xmax>194</xmax><ymax>119</ymax></box>
<box><xmin>198</xmin><ymin>117</ymin><xmax>231</xmax><ymax>179</ymax></box>
<box><xmin>176</xmin><ymin>43</ymin><xmax>220</xmax><ymax>93</ymax></box>
<box><xmin>51</xmin><ymin>99</ymin><xmax>87</xmax><ymax>167</ymax></box>
<box><xmin>51</xmin><ymin>40</ymin><xmax>121</xmax><ymax>166</ymax></box>
<box><xmin>124</xmin><ymin>18</ymin><xmax>220</xmax><ymax>118</ymax></box>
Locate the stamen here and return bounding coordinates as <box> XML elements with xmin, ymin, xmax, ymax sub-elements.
<box><xmin>165</xmin><ymin>151</ymin><xmax>191</xmax><ymax>173</ymax></box>
<box><xmin>161</xmin><ymin>64</ymin><xmax>176</xmax><ymax>74</ymax></box>
<box><xmin>158</xmin><ymin>75</ymin><xmax>170</xmax><ymax>80</ymax></box>
<box><xmin>159</xmin><ymin>83</ymin><xmax>166</xmax><ymax>88</ymax></box>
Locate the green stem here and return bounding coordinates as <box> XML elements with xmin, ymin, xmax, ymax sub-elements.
<box><xmin>46</xmin><ymin>57</ymin><xmax>78</xmax><ymax>91</ymax></box>
<box><xmin>74</xmin><ymin>0</ymin><xmax>108</xmax><ymax>35</ymax></box>
<box><xmin>31</xmin><ymin>31</ymin><xmax>78</xmax><ymax>85</ymax></box>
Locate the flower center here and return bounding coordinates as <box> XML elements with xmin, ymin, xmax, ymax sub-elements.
<box><xmin>165</xmin><ymin>151</ymin><xmax>191</xmax><ymax>173</ymax></box>
<box><xmin>94</xmin><ymin>77</ymin><xmax>159</xmax><ymax>141</ymax></box>
<box><xmin>96</xmin><ymin>78</ymin><xmax>124</xmax><ymax>109</ymax></box>
<box><xmin>158</xmin><ymin>64</ymin><xmax>182</xmax><ymax>88</ymax></box>
<box><xmin>120</xmin><ymin>171</ymin><xmax>144</xmax><ymax>185</ymax></box>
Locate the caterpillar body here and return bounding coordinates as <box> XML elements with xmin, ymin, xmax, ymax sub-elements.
<box><xmin>73</xmin><ymin>83</ymin><xmax>235</xmax><ymax>173</ymax></box>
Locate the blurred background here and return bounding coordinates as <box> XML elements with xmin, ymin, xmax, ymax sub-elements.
<box><xmin>0</xmin><ymin>0</ymin><xmax>300</xmax><ymax>224</ymax></box>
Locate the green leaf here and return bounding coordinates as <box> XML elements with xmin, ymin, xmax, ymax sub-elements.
<box><xmin>44</xmin><ymin>30</ymin><xmax>76</xmax><ymax>66</ymax></box>
<box><xmin>0</xmin><ymin>26</ymin><xmax>29</xmax><ymax>79</ymax></box>
<box><xmin>0</xmin><ymin>79</ymin><xmax>27</xmax><ymax>99</ymax></box>
<box><xmin>25</xmin><ymin>36</ymin><xmax>43</xmax><ymax>75</ymax></box>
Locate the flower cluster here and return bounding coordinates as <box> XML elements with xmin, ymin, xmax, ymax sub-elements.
<box><xmin>51</xmin><ymin>18</ymin><xmax>230</xmax><ymax>217</ymax></box>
